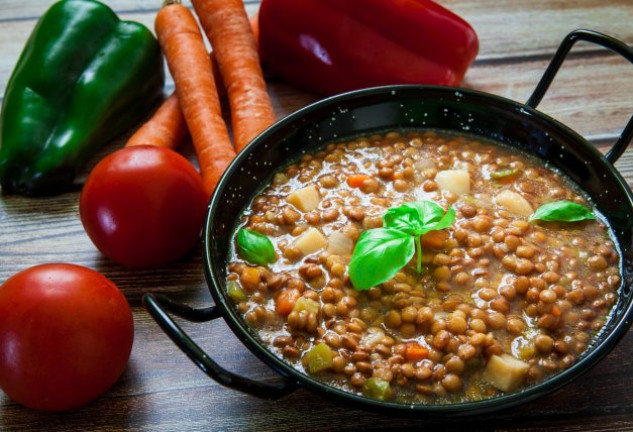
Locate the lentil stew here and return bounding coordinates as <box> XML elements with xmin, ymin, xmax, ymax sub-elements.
<box><xmin>226</xmin><ymin>130</ymin><xmax>621</xmax><ymax>404</ymax></box>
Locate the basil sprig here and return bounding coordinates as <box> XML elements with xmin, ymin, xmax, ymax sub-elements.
<box><xmin>237</xmin><ymin>228</ymin><xmax>276</xmax><ymax>265</ymax></box>
<box><xmin>349</xmin><ymin>201</ymin><xmax>455</xmax><ymax>291</ymax></box>
<box><xmin>529</xmin><ymin>200</ymin><xmax>595</xmax><ymax>223</ymax></box>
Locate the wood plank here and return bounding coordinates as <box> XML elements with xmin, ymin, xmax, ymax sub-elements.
<box><xmin>464</xmin><ymin>51</ymin><xmax>633</xmax><ymax>142</ymax></box>
<box><xmin>0</xmin><ymin>309</ymin><xmax>632</xmax><ymax>431</ymax></box>
<box><xmin>203</xmin><ymin>53</ymin><xmax>633</xmax><ymax>144</ymax></box>
<box><xmin>445</xmin><ymin>0</ymin><xmax>633</xmax><ymax>60</ymax></box>
<box><xmin>4</xmin><ymin>45</ymin><xmax>629</xmax><ymax>144</ymax></box>
<box><xmin>2</xmin><ymin>0</ymin><xmax>632</xmax><ymax>62</ymax></box>
<box><xmin>0</xmin><ymin>0</ymin><xmax>261</xmax><ymax>20</ymax></box>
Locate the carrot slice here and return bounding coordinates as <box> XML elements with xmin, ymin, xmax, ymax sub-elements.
<box><xmin>405</xmin><ymin>342</ymin><xmax>429</xmax><ymax>362</ymax></box>
<box><xmin>275</xmin><ymin>288</ymin><xmax>300</xmax><ymax>316</ymax></box>
<box><xmin>125</xmin><ymin>93</ymin><xmax>187</xmax><ymax>149</ymax></box>
<box><xmin>192</xmin><ymin>0</ymin><xmax>275</xmax><ymax>153</ymax></box>
<box><xmin>347</xmin><ymin>174</ymin><xmax>371</xmax><ymax>188</ymax></box>
<box><xmin>421</xmin><ymin>230</ymin><xmax>448</xmax><ymax>250</ymax></box>
<box><xmin>155</xmin><ymin>1</ymin><xmax>236</xmax><ymax>199</ymax></box>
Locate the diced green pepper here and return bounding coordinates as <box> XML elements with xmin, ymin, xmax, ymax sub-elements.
<box><xmin>305</xmin><ymin>342</ymin><xmax>334</xmax><ymax>373</ymax></box>
<box><xmin>490</xmin><ymin>168</ymin><xmax>518</xmax><ymax>180</ymax></box>
<box><xmin>292</xmin><ymin>297</ymin><xmax>320</xmax><ymax>314</ymax></box>
<box><xmin>362</xmin><ymin>377</ymin><xmax>393</xmax><ymax>401</ymax></box>
<box><xmin>226</xmin><ymin>280</ymin><xmax>247</xmax><ymax>303</ymax></box>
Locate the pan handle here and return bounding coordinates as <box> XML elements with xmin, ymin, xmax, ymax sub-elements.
<box><xmin>525</xmin><ymin>29</ymin><xmax>633</xmax><ymax>164</ymax></box>
<box><xmin>142</xmin><ymin>292</ymin><xmax>299</xmax><ymax>399</ymax></box>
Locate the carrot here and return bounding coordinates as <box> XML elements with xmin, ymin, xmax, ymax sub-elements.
<box><xmin>155</xmin><ymin>1</ymin><xmax>236</xmax><ymax>198</ymax></box>
<box><xmin>125</xmin><ymin>93</ymin><xmax>187</xmax><ymax>149</ymax></box>
<box><xmin>347</xmin><ymin>174</ymin><xmax>371</xmax><ymax>188</ymax></box>
<box><xmin>126</xmin><ymin>11</ymin><xmax>260</xmax><ymax>152</ymax></box>
<box><xmin>126</xmin><ymin>52</ymin><xmax>228</xmax><ymax>151</ymax></box>
<box><xmin>275</xmin><ymin>288</ymin><xmax>300</xmax><ymax>316</ymax></box>
<box><xmin>405</xmin><ymin>342</ymin><xmax>429</xmax><ymax>362</ymax></box>
<box><xmin>192</xmin><ymin>0</ymin><xmax>275</xmax><ymax>153</ymax></box>
<box><xmin>421</xmin><ymin>230</ymin><xmax>448</xmax><ymax>250</ymax></box>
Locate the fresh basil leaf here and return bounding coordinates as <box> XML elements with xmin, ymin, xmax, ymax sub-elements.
<box><xmin>237</xmin><ymin>228</ymin><xmax>276</xmax><ymax>265</ymax></box>
<box><xmin>383</xmin><ymin>201</ymin><xmax>455</xmax><ymax>236</ymax></box>
<box><xmin>382</xmin><ymin>205</ymin><xmax>422</xmax><ymax>235</ymax></box>
<box><xmin>403</xmin><ymin>201</ymin><xmax>448</xmax><ymax>227</ymax></box>
<box><xmin>419</xmin><ymin>205</ymin><xmax>456</xmax><ymax>235</ymax></box>
<box><xmin>402</xmin><ymin>201</ymin><xmax>456</xmax><ymax>235</ymax></box>
<box><xmin>349</xmin><ymin>228</ymin><xmax>415</xmax><ymax>291</ymax></box>
<box><xmin>529</xmin><ymin>200</ymin><xmax>595</xmax><ymax>222</ymax></box>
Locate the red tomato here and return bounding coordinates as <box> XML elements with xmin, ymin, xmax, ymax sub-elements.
<box><xmin>0</xmin><ymin>263</ymin><xmax>134</xmax><ymax>411</ymax></box>
<box><xmin>80</xmin><ymin>145</ymin><xmax>207</xmax><ymax>268</ymax></box>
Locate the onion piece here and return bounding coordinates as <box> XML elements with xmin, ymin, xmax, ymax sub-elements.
<box><xmin>360</xmin><ymin>327</ymin><xmax>385</xmax><ymax>348</ymax></box>
<box><xmin>326</xmin><ymin>231</ymin><xmax>354</xmax><ymax>256</ymax></box>
<box><xmin>414</xmin><ymin>159</ymin><xmax>436</xmax><ymax>171</ymax></box>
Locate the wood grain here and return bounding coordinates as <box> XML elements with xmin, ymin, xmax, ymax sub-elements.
<box><xmin>464</xmin><ymin>51</ymin><xmax>633</xmax><ymax>142</ymax></box>
<box><xmin>445</xmin><ymin>0</ymin><xmax>633</xmax><ymax>60</ymax></box>
<box><xmin>2</xmin><ymin>0</ymin><xmax>633</xmax><ymax>431</ymax></box>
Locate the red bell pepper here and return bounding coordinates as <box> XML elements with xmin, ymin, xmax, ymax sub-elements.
<box><xmin>257</xmin><ymin>0</ymin><xmax>479</xmax><ymax>96</ymax></box>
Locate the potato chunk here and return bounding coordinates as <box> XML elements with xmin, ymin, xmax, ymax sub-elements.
<box><xmin>494</xmin><ymin>190</ymin><xmax>533</xmax><ymax>217</ymax></box>
<box><xmin>435</xmin><ymin>170</ymin><xmax>470</xmax><ymax>196</ymax></box>
<box><xmin>483</xmin><ymin>354</ymin><xmax>529</xmax><ymax>392</ymax></box>
<box><xmin>293</xmin><ymin>227</ymin><xmax>327</xmax><ymax>256</ymax></box>
<box><xmin>287</xmin><ymin>184</ymin><xmax>320</xmax><ymax>212</ymax></box>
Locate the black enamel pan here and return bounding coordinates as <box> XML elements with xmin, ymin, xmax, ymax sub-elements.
<box><xmin>143</xmin><ymin>29</ymin><xmax>633</xmax><ymax>415</ymax></box>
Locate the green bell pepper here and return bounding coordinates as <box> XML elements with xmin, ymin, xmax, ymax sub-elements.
<box><xmin>0</xmin><ymin>0</ymin><xmax>165</xmax><ymax>196</ymax></box>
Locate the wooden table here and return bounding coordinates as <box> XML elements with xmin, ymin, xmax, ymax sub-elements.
<box><xmin>2</xmin><ymin>1</ymin><xmax>633</xmax><ymax>430</ymax></box>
